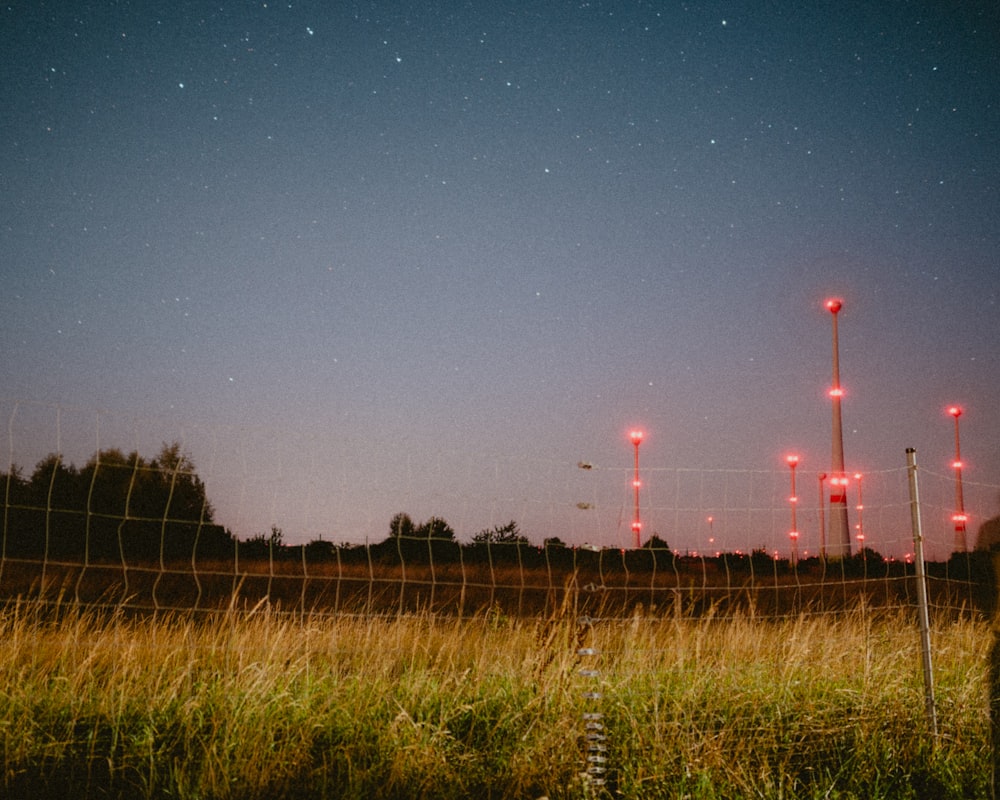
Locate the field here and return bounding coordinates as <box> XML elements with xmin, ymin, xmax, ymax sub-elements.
<box><xmin>0</xmin><ymin>590</ymin><xmax>991</xmax><ymax>799</ymax></box>
<box><xmin>0</xmin><ymin>546</ymin><xmax>992</xmax><ymax>620</ymax></box>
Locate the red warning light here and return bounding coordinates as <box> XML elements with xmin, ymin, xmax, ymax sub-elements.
<box><xmin>786</xmin><ymin>454</ymin><xmax>799</xmax><ymax>466</ymax></box>
<box><xmin>948</xmin><ymin>406</ymin><xmax>962</xmax><ymax>418</ymax></box>
<box><xmin>825</xmin><ymin>298</ymin><xmax>843</xmax><ymax>314</ymax></box>
<box><xmin>629</xmin><ymin>430</ymin><xmax>644</xmax><ymax>446</ymax></box>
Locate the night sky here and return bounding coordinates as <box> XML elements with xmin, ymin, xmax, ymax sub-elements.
<box><xmin>3</xmin><ymin>2</ymin><xmax>998</xmax><ymax>559</ymax></box>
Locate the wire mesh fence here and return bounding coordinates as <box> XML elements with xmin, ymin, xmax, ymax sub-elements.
<box><xmin>2</xmin><ymin>396</ymin><xmax>996</xmax><ymax>621</ymax></box>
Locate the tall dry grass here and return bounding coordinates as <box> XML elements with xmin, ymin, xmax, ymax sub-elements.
<box><xmin>0</xmin><ymin>598</ymin><xmax>990</xmax><ymax>799</ymax></box>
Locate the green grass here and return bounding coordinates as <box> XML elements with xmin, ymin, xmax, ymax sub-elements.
<box><xmin>0</xmin><ymin>599</ymin><xmax>990</xmax><ymax>799</ymax></box>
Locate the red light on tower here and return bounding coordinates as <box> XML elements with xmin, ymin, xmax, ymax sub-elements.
<box><xmin>947</xmin><ymin>405</ymin><xmax>967</xmax><ymax>552</ymax></box>
<box><xmin>629</xmin><ymin>430</ymin><xmax>644</xmax><ymax>548</ymax></box>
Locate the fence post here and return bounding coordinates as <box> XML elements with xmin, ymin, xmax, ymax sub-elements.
<box><xmin>988</xmin><ymin>550</ymin><xmax>1000</xmax><ymax>800</ymax></box>
<box><xmin>905</xmin><ymin>448</ymin><xmax>938</xmax><ymax>738</ymax></box>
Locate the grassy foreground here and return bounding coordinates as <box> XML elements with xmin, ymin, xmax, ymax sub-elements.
<box><xmin>0</xmin><ymin>600</ymin><xmax>990</xmax><ymax>799</ymax></box>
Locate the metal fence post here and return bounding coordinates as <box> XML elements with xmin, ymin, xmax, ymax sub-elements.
<box><xmin>990</xmin><ymin>550</ymin><xmax>1000</xmax><ymax>800</ymax></box>
<box><xmin>906</xmin><ymin>448</ymin><xmax>938</xmax><ymax>738</ymax></box>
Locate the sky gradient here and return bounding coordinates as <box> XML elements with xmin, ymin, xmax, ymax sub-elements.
<box><xmin>3</xmin><ymin>2</ymin><xmax>999</xmax><ymax>559</ymax></box>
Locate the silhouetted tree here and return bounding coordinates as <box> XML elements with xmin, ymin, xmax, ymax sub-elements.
<box><xmin>418</xmin><ymin>516</ymin><xmax>459</xmax><ymax>562</ymax></box>
<box><xmin>642</xmin><ymin>534</ymin><xmax>671</xmax><ymax>552</ymax></box>
<box><xmin>471</xmin><ymin>520</ymin><xmax>528</xmax><ymax>564</ymax></box>
<box><xmin>27</xmin><ymin>453</ymin><xmax>80</xmax><ymax>507</ymax></box>
<box><xmin>1</xmin><ymin>443</ymin><xmax>231</xmax><ymax>563</ymax></box>
<box><xmin>417</xmin><ymin>516</ymin><xmax>456</xmax><ymax>542</ymax></box>
<box><xmin>381</xmin><ymin>512</ymin><xmax>458</xmax><ymax>563</ymax></box>
<box><xmin>16</xmin><ymin>453</ymin><xmax>85</xmax><ymax>558</ymax></box>
<box><xmin>241</xmin><ymin>525</ymin><xmax>284</xmax><ymax>560</ymax></box>
<box><xmin>541</xmin><ymin>536</ymin><xmax>574</xmax><ymax>568</ymax></box>
<box><xmin>304</xmin><ymin>537</ymin><xmax>336</xmax><ymax>562</ymax></box>
<box><xmin>628</xmin><ymin>533</ymin><xmax>674</xmax><ymax>570</ymax></box>
<box><xmin>472</xmin><ymin>520</ymin><xmax>527</xmax><ymax>545</ymax></box>
<box><xmin>388</xmin><ymin>512</ymin><xmax>416</xmax><ymax>541</ymax></box>
<box><xmin>147</xmin><ymin>442</ymin><xmax>215</xmax><ymax>523</ymax></box>
<box><xmin>977</xmin><ymin>514</ymin><xmax>1000</xmax><ymax>552</ymax></box>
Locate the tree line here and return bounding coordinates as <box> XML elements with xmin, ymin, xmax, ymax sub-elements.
<box><xmin>0</xmin><ymin>443</ymin><xmax>678</xmax><ymax>568</ymax></box>
<box><xmin>6</xmin><ymin>442</ymin><xmax>988</xmax><ymax>578</ymax></box>
<box><xmin>1</xmin><ymin>443</ymin><xmax>234</xmax><ymax>562</ymax></box>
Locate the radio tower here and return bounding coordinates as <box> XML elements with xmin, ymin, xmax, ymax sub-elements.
<box><xmin>629</xmin><ymin>430</ymin><xmax>644</xmax><ymax>548</ymax></box>
<box><xmin>948</xmin><ymin>406</ymin><xmax>968</xmax><ymax>553</ymax></box>
<box><xmin>786</xmin><ymin>454</ymin><xmax>800</xmax><ymax>565</ymax></box>
<box><xmin>825</xmin><ymin>299</ymin><xmax>851</xmax><ymax>558</ymax></box>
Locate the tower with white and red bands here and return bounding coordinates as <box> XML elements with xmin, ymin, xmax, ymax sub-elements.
<box><xmin>826</xmin><ymin>298</ymin><xmax>851</xmax><ymax>559</ymax></box>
